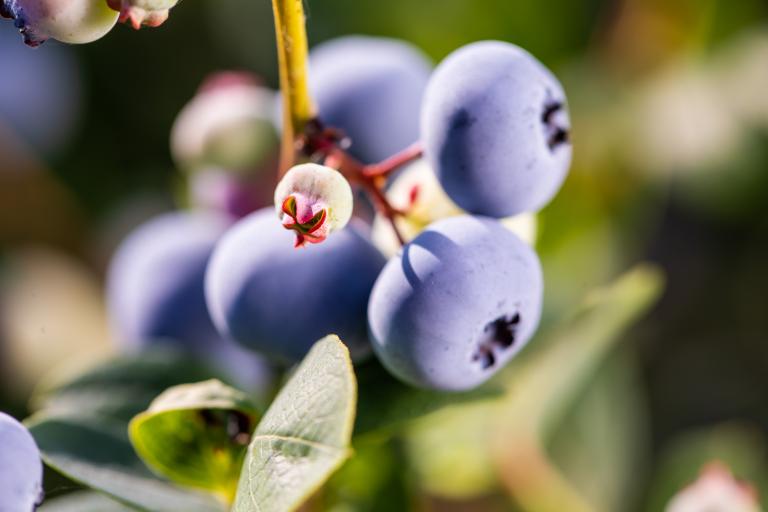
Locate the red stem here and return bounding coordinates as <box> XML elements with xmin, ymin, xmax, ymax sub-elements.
<box><xmin>362</xmin><ymin>142</ymin><xmax>424</xmax><ymax>178</ymax></box>
<box><xmin>293</xmin><ymin>120</ymin><xmax>414</xmax><ymax>247</ymax></box>
<box><xmin>323</xmin><ymin>145</ymin><xmax>406</xmax><ymax>246</ymax></box>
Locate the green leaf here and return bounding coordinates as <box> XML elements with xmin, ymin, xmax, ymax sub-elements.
<box><xmin>28</xmin><ymin>415</ymin><xmax>225</xmax><ymax>512</ymax></box>
<box><xmin>549</xmin><ymin>350</ymin><xmax>649</xmax><ymax>512</ymax></box>
<box><xmin>501</xmin><ymin>263</ymin><xmax>665</xmax><ymax>437</ymax></box>
<box><xmin>233</xmin><ymin>335</ymin><xmax>356</xmax><ymax>512</ymax></box>
<box><xmin>488</xmin><ymin>264</ymin><xmax>665</xmax><ymax>512</ymax></box>
<box><xmin>27</xmin><ymin>350</ymin><xmax>231</xmax><ymax>512</ymax></box>
<box><xmin>38</xmin><ymin>491</ymin><xmax>136</xmax><ymax>511</ymax></box>
<box><xmin>129</xmin><ymin>379</ymin><xmax>260</xmax><ymax>502</ymax></box>
<box><xmin>404</xmin><ymin>400</ymin><xmax>501</xmax><ymax>499</ymax></box>
<box><xmin>31</xmin><ymin>350</ymin><xmax>230</xmax><ymax>424</ymax></box>
<box><xmin>354</xmin><ymin>358</ymin><xmax>502</xmax><ymax>437</ymax></box>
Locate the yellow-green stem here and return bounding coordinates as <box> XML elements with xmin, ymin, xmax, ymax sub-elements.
<box><xmin>271</xmin><ymin>0</ymin><xmax>316</xmax><ymax>173</ymax></box>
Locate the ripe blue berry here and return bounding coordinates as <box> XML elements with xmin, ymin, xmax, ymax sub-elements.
<box><xmin>421</xmin><ymin>41</ymin><xmax>572</xmax><ymax>217</ymax></box>
<box><xmin>189</xmin><ymin>170</ymin><xmax>267</xmax><ymax>220</ymax></box>
<box><xmin>368</xmin><ymin>215</ymin><xmax>543</xmax><ymax>391</ymax></box>
<box><xmin>309</xmin><ymin>36</ymin><xmax>432</xmax><ymax>163</ymax></box>
<box><xmin>106</xmin><ymin>211</ymin><xmax>270</xmax><ymax>388</ymax></box>
<box><xmin>0</xmin><ymin>24</ymin><xmax>80</xmax><ymax>153</ymax></box>
<box><xmin>205</xmin><ymin>208</ymin><xmax>386</xmax><ymax>362</ymax></box>
<box><xmin>0</xmin><ymin>412</ymin><xmax>43</xmax><ymax>512</ymax></box>
<box><xmin>2</xmin><ymin>0</ymin><xmax>118</xmax><ymax>46</ymax></box>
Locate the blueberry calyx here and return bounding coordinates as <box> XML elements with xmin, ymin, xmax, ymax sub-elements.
<box><xmin>542</xmin><ymin>100</ymin><xmax>570</xmax><ymax>152</ymax></box>
<box><xmin>280</xmin><ymin>194</ymin><xmax>329</xmax><ymax>248</ymax></box>
<box><xmin>472</xmin><ymin>312</ymin><xmax>521</xmax><ymax>370</ymax></box>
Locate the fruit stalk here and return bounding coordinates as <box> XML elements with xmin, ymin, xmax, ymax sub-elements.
<box><xmin>271</xmin><ymin>0</ymin><xmax>316</xmax><ymax>173</ymax></box>
<box><xmin>270</xmin><ymin>1</ymin><xmax>416</xmax><ymax>246</ymax></box>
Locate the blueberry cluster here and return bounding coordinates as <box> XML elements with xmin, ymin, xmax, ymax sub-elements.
<box><xmin>107</xmin><ymin>36</ymin><xmax>571</xmax><ymax>392</ymax></box>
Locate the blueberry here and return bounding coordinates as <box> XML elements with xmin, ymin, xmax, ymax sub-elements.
<box><xmin>421</xmin><ymin>41</ymin><xmax>572</xmax><ymax>217</ymax></box>
<box><xmin>2</xmin><ymin>0</ymin><xmax>118</xmax><ymax>46</ymax></box>
<box><xmin>205</xmin><ymin>208</ymin><xmax>386</xmax><ymax>362</ymax></box>
<box><xmin>0</xmin><ymin>412</ymin><xmax>43</xmax><ymax>512</ymax></box>
<box><xmin>106</xmin><ymin>211</ymin><xmax>270</xmax><ymax>390</ymax></box>
<box><xmin>0</xmin><ymin>23</ymin><xmax>80</xmax><ymax>154</ymax></box>
<box><xmin>368</xmin><ymin>215</ymin><xmax>543</xmax><ymax>391</ymax></box>
<box><xmin>308</xmin><ymin>35</ymin><xmax>432</xmax><ymax>163</ymax></box>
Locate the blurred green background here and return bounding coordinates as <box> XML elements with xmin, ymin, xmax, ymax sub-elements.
<box><xmin>2</xmin><ymin>0</ymin><xmax>768</xmax><ymax>510</ymax></box>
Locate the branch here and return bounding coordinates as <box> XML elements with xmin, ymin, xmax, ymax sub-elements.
<box><xmin>271</xmin><ymin>0</ymin><xmax>316</xmax><ymax>174</ymax></box>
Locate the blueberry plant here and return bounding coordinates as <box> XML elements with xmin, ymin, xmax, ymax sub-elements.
<box><xmin>0</xmin><ymin>1</ymin><xmax>668</xmax><ymax>511</ymax></box>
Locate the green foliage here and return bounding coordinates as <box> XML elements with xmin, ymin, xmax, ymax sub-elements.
<box><xmin>354</xmin><ymin>358</ymin><xmax>501</xmax><ymax>437</ymax></box>
<box><xmin>27</xmin><ymin>351</ymin><xmax>230</xmax><ymax>511</ymax></box>
<box><xmin>30</xmin><ymin>351</ymin><xmax>229</xmax><ymax>424</ymax></box>
<box><xmin>645</xmin><ymin>423</ymin><xmax>768</xmax><ymax>512</ymax></box>
<box><xmin>129</xmin><ymin>379</ymin><xmax>261</xmax><ymax>502</ymax></box>
<box><xmin>28</xmin><ymin>414</ymin><xmax>226</xmax><ymax>512</ymax></box>
<box><xmin>401</xmin><ymin>264</ymin><xmax>664</xmax><ymax>507</ymax></box>
<box><xmin>233</xmin><ymin>335</ymin><xmax>357</xmax><ymax>512</ymax></box>
<box><xmin>20</xmin><ymin>269</ymin><xmax>666</xmax><ymax>512</ymax></box>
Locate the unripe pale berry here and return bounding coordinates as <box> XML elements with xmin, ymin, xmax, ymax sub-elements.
<box><xmin>274</xmin><ymin>163</ymin><xmax>353</xmax><ymax>248</ymax></box>
<box><xmin>170</xmin><ymin>72</ymin><xmax>278</xmax><ymax>174</ymax></box>
<box><xmin>2</xmin><ymin>0</ymin><xmax>118</xmax><ymax>46</ymax></box>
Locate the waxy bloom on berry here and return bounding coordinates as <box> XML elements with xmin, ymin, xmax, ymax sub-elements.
<box><xmin>1</xmin><ymin>0</ymin><xmax>118</xmax><ymax>46</ymax></box>
<box><xmin>274</xmin><ymin>164</ymin><xmax>353</xmax><ymax>247</ymax></box>
<box><xmin>106</xmin><ymin>0</ymin><xmax>179</xmax><ymax>29</ymax></box>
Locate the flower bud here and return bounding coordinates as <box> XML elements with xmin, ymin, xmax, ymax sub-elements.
<box><xmin>274</xmin><ymin>164</ymin><xmax>353</xmax><ymax>247</ymax></box>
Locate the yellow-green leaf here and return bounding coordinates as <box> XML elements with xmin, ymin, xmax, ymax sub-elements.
<box><xmin>129</xmin><ymin>379</ymin><xmax>261</xmax><ymax>503</ymax></box>
<box><xmin>233</xmin><ymin>335</ymin><xmax>357</xmax><ymax>512</ymax></box>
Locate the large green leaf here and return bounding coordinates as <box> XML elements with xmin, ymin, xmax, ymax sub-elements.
<box><xmin>27</xmin><ymin>350</ymin><xmax>230</xmax><ymax>512</ymax></box>
<box><xmin>129</xmin><ymin>379</ymin><xmax>260</xmax><ymax>502</ymax></box>
<box><xmin>233</xmin><ymin>335</ymin><xmax>356</xmax><ymax>512</ymax></box>
<box><xmin>28</xmin><ymin>415</ymin><xmax>225</xmax><ymax>512</ymax></box>
<box><xmin>31</xmin><ymin>351</ymin><xmax>228</xmax><ymax>424</ymax></box>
